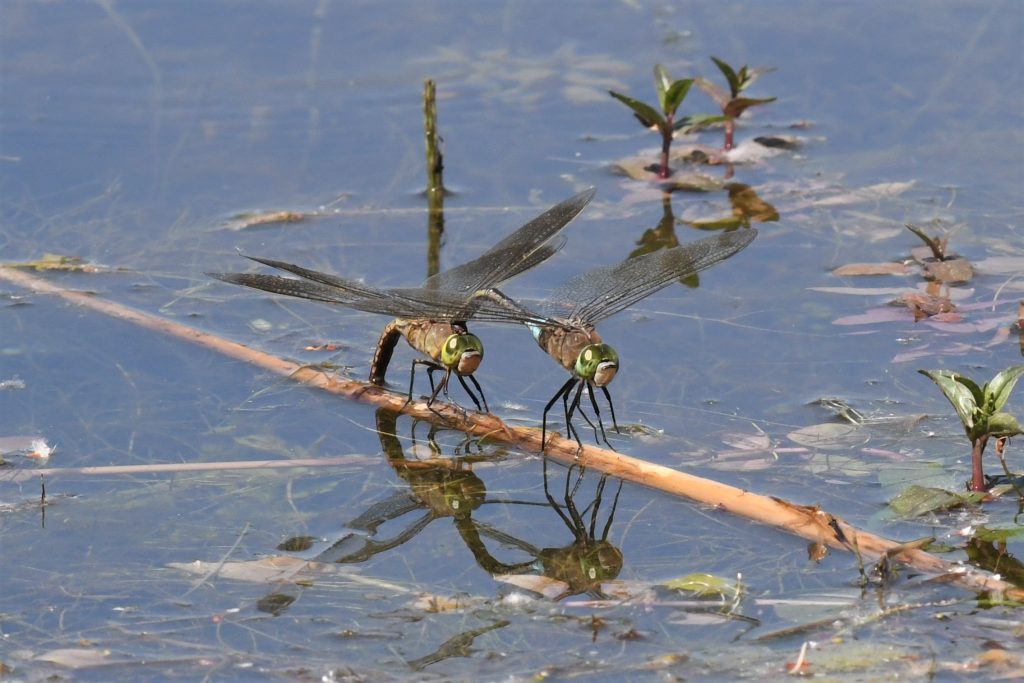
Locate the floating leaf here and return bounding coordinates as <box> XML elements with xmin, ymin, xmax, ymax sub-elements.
<box><xmin>786</xmin><ymin>423</ymin><xmax>866</xmax><ymax>450</ymax></box>
<box><xmin>813</xmin><ymin>181</ymin><xmax>916</xmax><ymax>206</ymax></box>
<box><xmin>886</xmin><ymin>484</ymin><xmax>981</xmax><ymax>518</ymax></box>
<box><xmin>974</xmin><ymin>255</ymin><xmax>1024</xmax><ymax>275</ymax></box>
<box><xmin>832</xmin><ymin>262</ymin><xmax>911</xmax><ymax>276</ymax></box>
<box><xmin>34</xmin><ymin>648</ymin><xmax>111</xmax><ymax>668</ymax></box>
<box><xmin>972</xmin><ymin>525</ymin><xmax>1024</xmax><ymax>543</ymax></box>
<box><xmin>5</xmin><ymin>253</ymin><xmax>105</xmax><ymax>272</ymax></box>
<box><xmin>223</xmin><ymin>210</ymin><xmax>306</xmax><ymax>231</ymax></box>
<box><xmin>665</xmin><ymin>572</ymin><xmax>740</xmax><ymax>598</ymax></box>
<box><xmin>494</xmin><ymin>573</ymin><xmax>570</xmax><ymax>601</ymax></box>
<box><xmin>899</xmin><ymin>291</ymin><xmax>957</xmax><ymax>321</ymax></box>
<box><xmin>923</xmin><ymin>257</ymin><xmax>973</xmax><ymax>284</ymax></box>
<box><xmin>752</xmin><ymin>135</ymin><xmax>801</xmax><ymax>150</ymax></box>
<box><xmin>877</xmin><ymin>461</ymin><xmax>952</xmax><ymax>491</ymax></box>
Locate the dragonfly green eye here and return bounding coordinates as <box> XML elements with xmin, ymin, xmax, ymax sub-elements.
<box><xmin>441</xmin><ymin>333</ymin><xmax>484</xmax><ymax>375</ymax></box>
<box><xmin>575</xmin><ymin>343</ymin><xmax>618</xmax><ymax>386</ymax></box>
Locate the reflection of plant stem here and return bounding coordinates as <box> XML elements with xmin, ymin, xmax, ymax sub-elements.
<box><xmin>424</xmin><ymin>79</ymin><xmax>444</xmax><ymax>278</ymax></box>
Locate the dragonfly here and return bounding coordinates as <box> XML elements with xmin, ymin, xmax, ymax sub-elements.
<box><xmin>209</xmin><ymin>188</ymin><xmax>595</xmax><ymax>412</ymax></box>
<box><xmin>479</xmin><ymin>228</ymin><xmax>757</xmax><ymax>450</ymax></box>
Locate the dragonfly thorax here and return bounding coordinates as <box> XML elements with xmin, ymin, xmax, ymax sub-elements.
<box><xmin>441</xmin><ymin>332</ymin><xmax>484</xmax><ymax>376</ymax></box>
<box><xmin>575</xmin><ymin>343</ymin><xmax>619</xmax><ymax>387</ymax></box>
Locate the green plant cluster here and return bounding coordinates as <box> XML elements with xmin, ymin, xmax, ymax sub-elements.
<box><xmin>609</xmin><ymin>57</ymin><xmax>775</xmax><ymax>178</ymax></box>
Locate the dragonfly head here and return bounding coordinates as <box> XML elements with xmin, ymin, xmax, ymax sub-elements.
<box><xmin>442</xmin><ymin>332</ymin><xmax>484</xmax><ymax>376</ymax></box>
<box><xmin>575</xmin><ymin>343</ymin><xmax>619</xmax><ymax>387</ymax></box>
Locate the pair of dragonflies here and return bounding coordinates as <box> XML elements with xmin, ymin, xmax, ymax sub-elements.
<box><xmin>211</xmin><ymin>189</ymin><xmax>756</xmax><ymax>449</ymax></box>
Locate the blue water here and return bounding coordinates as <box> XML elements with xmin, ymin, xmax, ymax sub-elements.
<box><xmin>2</xmin><ymin>1</ymin><xmax>1022</xmax><ymax>680</ymax></box>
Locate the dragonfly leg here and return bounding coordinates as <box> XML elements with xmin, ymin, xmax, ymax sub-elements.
<box><xmin>600</xmin><ymin>386</ymin><xmax>620</xmax><ymax>434</ymax></box>
<box><xmin>465</xmin><ymin>373</ymin><xmax>489</xmax><ymax>413</ymax></box>
<box><xmin>543</xmin><ymin>457</ymin><xmax>576</xmax><ymax>531</ymax></box>
<box><xmin>455</xmin><ymin>374</ymin><xmax>485</xmax><ymax>413</ymax></box>
<box><xmin>585</xmin><ymin>382</ymin><xmax>614</xmax><ymax>450</ymax></box>
<box><xmin>564</xmin><ymin>381</ymin><xmax>586</xmax><ymax>453</ymax></box>
<box><xmin>426</xmin><ymin>368</ymin><xmax>452</xmax><ymax>415</ymax></box>
<box><xmin>542</xmin><ymin>377</ymin><xmax>578</xmax><ymax>450</ymax></box>
<box><xmin>406</xmin><ymin>358</ymin><xmax>441</xmax><ymax>408</ymax></box>
<box><xmin>600</xmin><ymin>478</ymin><xmax>624</xmax><ymax>541</ymax></box>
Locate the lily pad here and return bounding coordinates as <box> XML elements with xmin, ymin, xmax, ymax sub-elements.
<box><xmin>885</xmin><ymin>484</ymin><xmax>984</xmax><ymax>518</ymax></box>
<box><xmin>787</xmin><ymin>423</ymin><xmax>867</xmax><ymax>450</ymax></box>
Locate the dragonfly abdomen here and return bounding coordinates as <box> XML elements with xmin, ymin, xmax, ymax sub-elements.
<box><xmin>370</xmin><ymin>320</ymin><xmax>404</xmax><ymax>384</ymax></box>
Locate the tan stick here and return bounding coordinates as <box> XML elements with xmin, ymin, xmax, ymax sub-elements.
<box><xmin>2</xmin><ymin>265</ymin><xmax>1021</xmax><ymax>600</ymax></box>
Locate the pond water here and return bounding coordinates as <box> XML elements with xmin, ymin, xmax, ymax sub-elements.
<box><xmin>2</xmin><ymin>1</ymin><xmax>1023</xmax><ymax>680</ymax></box>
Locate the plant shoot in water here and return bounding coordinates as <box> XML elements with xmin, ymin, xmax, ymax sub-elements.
<box><xmin>919</xmin><ymin>365</ymin><xmax>1024</xmax><ymax>492</ymax></box>
<box><xmin>609</xmin><ymin>64</ymin><xmax>695</xmax><ymax>179</ymax></box>
<box><xmin>695</xmin><ymin>57</ymin><xmax>776</xmax><ymax>151</ymax></box>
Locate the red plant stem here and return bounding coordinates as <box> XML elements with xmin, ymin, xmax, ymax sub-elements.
<box><xmin>971</xmin><ymin>434</ymin><xmax>989</xmax><ymax>492</ymax></box>
<box><xmin>659</xmin><ymin>117</ymin><xmax>673</xmax><ymax>179</ymax></box>
<box><xmin>723</xmin><ymin>118</ymin><xmax>735</xmax><ymax>151</ymax></box>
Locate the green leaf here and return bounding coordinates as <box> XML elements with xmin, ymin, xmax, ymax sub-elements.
<box><xmin>887</xmin><ymin>484</ymin><xmax>981</xmax><ymax>518</ymax></box>
<box><xmin>710</xmin><ymin>56</ymin><xmax>740</xmax><ymax>98</ymax></box>
<box><xmin>972</xmin><ymin>525</ymin><xmax>1024</xmax><ymax>543</ymax></box>
<box><xmin>955</xmin><ymin>374</ymin><xmax>985</xmax><ymax>407</ymax></box>
<box><xmin>986</xmin><ymin>412</ymin><xmax>1023</xmax><ymax>436</ymax></box>
<box><xmin>738</xmin><ymin>65</ymin><xmax>776</xmax><ymax>91</ymax></box>
<box><xmin>609</xmin><ymin>90</ymin><xmax>665</xmax><ymax>129</ymax></box>
<box><xmin>694</xmin><ymin>77</ymin><xmax>730</xmax><ymax>110</ymax></box>
<box><xmin>919</xmin><ymin>369</ymin><xmax>979</xmax><ymax>434</ymax></box>
<box><xmin>665</xmin><ymin>572</ymin><xmax>741</xmax><ymax>598</ymax></box>
<box><xmin>653</xmin><ymin>64</ymin><xmax>673</xmax><ymax>112</ymax></box>
<box><xmin>723</xmin><ymin>96</ymin><xmax>778</xmax><ymax>119</ymax></box>
<box><xmin>685</xmin><ymin>216</ymin><xmax>747</xmax><ymax>231</ymax></box>
<box><xmin>983</xmin><ymin>364</ymin><xmax>1024</xmax><ymax>415</ymax></box>
<box><xmin>662</xmin><ymin>78</ymin><xmax>693</xmax><ymax>118</ymax></box>
<box><xmin>673</xmin><ymin>113</ymin><xmax>729</xmax><ymax>132</ymax></box>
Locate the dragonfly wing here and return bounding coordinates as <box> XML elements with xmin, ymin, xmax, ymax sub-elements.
<box><xmin>560</xmin><ymin>228</ymin><xmax>757</xmax><ymax>324</ymax></box>
<box><xmin>212</xmin><ymin>260</ymin><xmax>480</xmax><ymax>320</ymax></box>
<box><xmin>422</xmin><ymin>187</ymin><xmax>594</xmax><ymax>294</ymax></box>
<box><xmin>211</xmin><ymin>265</ymin><xmax>554</xmax><ymax>324</ymax></box>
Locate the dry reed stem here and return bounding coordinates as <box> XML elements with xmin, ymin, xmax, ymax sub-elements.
<box><xmin>1</xmin><ymin>264</ymin><xmax>1021</xmax><ymax>601</ymax></box>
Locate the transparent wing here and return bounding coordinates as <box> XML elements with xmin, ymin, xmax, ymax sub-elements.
<box><xmin>422</xmin><ymin>187</ymin><xmax>594</xmax><ymax>294</ymax></box>
<box><xmin>553</xmin><ymin>228</ymin><xmax>757</xmax><ymax>325</ymax></box>
<box><xmin>210</xmin><ymin>264</ymin><xmax>561</xmax><ymax>325</ymax></box>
